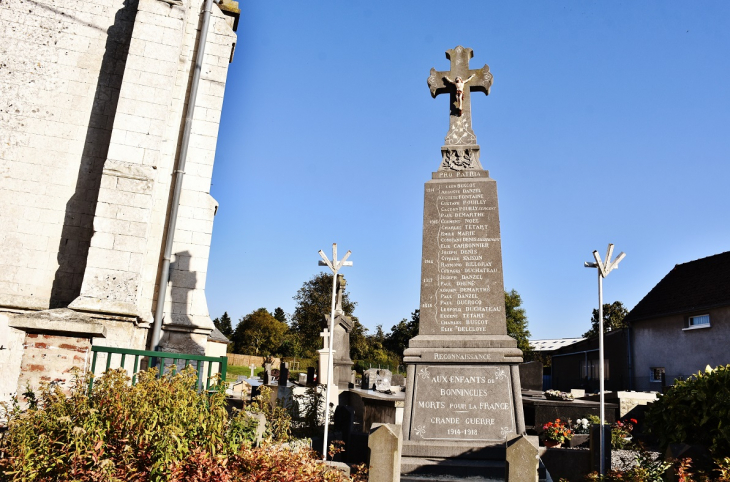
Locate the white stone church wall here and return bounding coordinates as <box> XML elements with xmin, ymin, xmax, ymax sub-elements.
<box><xmin>0</xmin><ymin>0</ymin><xmax>137</xmax><ymax>311</ymax></box>
<box><xmin>0</xmin><ymin>0</ymin><xmax>238</xmax><ymax>400</ymax></box>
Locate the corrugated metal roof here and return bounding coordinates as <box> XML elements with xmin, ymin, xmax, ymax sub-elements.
<box><xmin>529</xmin><ymin>338</ymin><xmax>584</xmax><ymax>352</ymax></box>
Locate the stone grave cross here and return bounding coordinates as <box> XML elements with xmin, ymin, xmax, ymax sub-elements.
<box><xmin>428</xmin><ymin>45</ymin><xmax>493</xmax><ymax>145</ymax></box>
<box><xmin>319</xmin><ymin>328</ymin><xmax>330</xmax><ymax>349</ymax></box>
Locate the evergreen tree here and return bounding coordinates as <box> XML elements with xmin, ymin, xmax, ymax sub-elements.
<box><xmin>273</xmin><ymin>307</ymin><xmax>287</xmax><ymax>323</ymax></box>
<box><xmin>213</xmin><ymin>311</ymin><xmax>233</xmax><ymax>338</ymax></box>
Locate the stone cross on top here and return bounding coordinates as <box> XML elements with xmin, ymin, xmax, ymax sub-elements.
<box><xmin>428</xmin><ymin>46</ymin><xmax>493</xmax><ymax>169</ymax></box>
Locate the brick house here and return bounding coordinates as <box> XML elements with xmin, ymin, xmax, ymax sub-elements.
<box><xmin>626</xmin><ymin>251</ymin><xmax>730</xmax><ymax>391</ymax></box>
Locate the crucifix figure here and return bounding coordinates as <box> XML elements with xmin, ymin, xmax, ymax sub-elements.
<box><xmin>444</xmin><ymin>74</ymin><xmax>475</xmax><ymax>115</ymax></box>
<box><xmin>334</xmin><ymin>274</ymin><xmax>346</xmax><ymax>314</ymax></box>
<box><xmin>428</xmin><ymin>46</ymin><xmax>493</xmax><ymax>150</ymax></box>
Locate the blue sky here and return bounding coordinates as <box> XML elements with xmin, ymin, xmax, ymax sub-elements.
<box><xmin>207</xmin><ymin>2</ymin><xmax>730</xmax><ymax>340</ymax></box>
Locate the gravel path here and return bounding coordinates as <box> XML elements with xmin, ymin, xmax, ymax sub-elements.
<box><xmin>612</xmin><ymin>449</ymin><xmax>661</xmax><ymax>471</ymax></box>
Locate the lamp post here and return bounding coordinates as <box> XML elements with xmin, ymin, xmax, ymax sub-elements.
<box><xmin>584</xmin><ymin>243</ymin><xmax>625</xmax><ymax>476</ymax></box>
<box><xmin>317</xmin><ymin>243</ymin><xmax>352</xmax><ymax>461</ymax></box>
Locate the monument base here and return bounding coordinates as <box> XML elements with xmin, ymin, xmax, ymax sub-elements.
<box><xmin>401</xmin><ymin>340</ymin><xmax>525</xmax><ymax>477</ymax></box>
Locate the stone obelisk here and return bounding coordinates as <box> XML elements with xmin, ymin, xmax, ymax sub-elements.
<box><xmin>401</xmin><ymin>46</ymin><xmax>525</xmax><ymax>478</ymax></box>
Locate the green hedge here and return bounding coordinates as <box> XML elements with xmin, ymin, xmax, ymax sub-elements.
<box><xmin>645</xmin><ymin>364</ymin><xmax>730</xmax><ymax>455</ymax></box>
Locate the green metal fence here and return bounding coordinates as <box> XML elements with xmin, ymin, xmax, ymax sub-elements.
<box><xmin>89</xmin><ymin>346</ymin><xmax>227</xmax><ymax>392</ymax></box>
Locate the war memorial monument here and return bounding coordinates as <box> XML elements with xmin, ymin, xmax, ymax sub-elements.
<box><xmin>400</xmin><ymin>46</ymin><xmax>526</xmax><ymax>478</ymax></box>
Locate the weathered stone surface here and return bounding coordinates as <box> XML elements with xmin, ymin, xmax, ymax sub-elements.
<box><xmin>7</xmin><ymin>308</ymin><xmax>107</xmax><ymax>338</ymax></box>
<box><xmin>0</xmin><ymin>0</ymin><xmax>238</xmax><ymax>402</ymax></box>
<box><xmin>519</xmin><ymin>361</ymin><xmax>543</xmax><ymax>391</ymax></box>
<box><xmin>368</xmin><ymin>423</ymin><xmax>402</xmax><ymax>482</ymax></box>
<box><xmin>417</xmin><ymin>173</ymin><xmax>506</xmax><ymax>337</ymax></box>
<box><xmin>505</xmin><ymin>435</ymin><xmax>539</xmax><ymax>482</ymax></box>
<box><xmin>409</xmin><ymin>365</ymin><xmax>515</xmax><ymax>442</ymax></box>
<box><xmin>362</xmin><ymin>368</ymin><xmax>392</xmax><ymax>391</ymax></box>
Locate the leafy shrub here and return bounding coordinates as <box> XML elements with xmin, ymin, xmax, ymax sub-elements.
<box><xmin>667</xmin><ymin>456</ymin><xmax>730</xmax><ymax>482</ymax></box>
<box><xmin>611</xmin><ymin>418</ymin><xmax>636</xmax><ymax>450</ymax></box>
<box><xmin>0</xmin><ymin>366</ymin><xmax>259</xmax><ymax>481</ymax></box>
<box><xmin>229</xmin><ymin>445</ymin><xmax>351</xmax><ymax>482</ymax></box>
<box><xmin>645</xmin><ymin>364</ymin><xmax>730</xmax><ymax>455</ymax></box>
<box><xmin>246</xmin><ymin>385</ymin><xmax>292</xmax><ymax>442</ymax></box>
<box><xmin>290</xmin><ymin>385</ymin><xmax>333</xmax><ymax>439</ymax></box>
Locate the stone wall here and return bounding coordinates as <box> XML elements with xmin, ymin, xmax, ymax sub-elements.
<box><xmin>0</xmin><ymin>0</ymin><xmax>238</xmax><ymax>403</ymax></box>
<box><xmin>227</xmin><ymin>353</ymin><xmax>282</xmax><ymax>370</ymax></box>
<box><xmin>0</xmin><ymin>0</ymin><xmax>137</xmax><ymax>311</ymax></box>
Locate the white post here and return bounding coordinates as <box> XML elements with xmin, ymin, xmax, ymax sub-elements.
<box><xmin>598</xmin><ymin>270</ymin><xmax>605</xmax><ymax>476</ymax></box>
<box><xmin>323</xmin><ymin>263</ymin><xmax>338</xmax><ymax>460</ymax></box>
<box><xmin>584</xmin><ymin>244</ymin><xmax>625</xmax><ymax>477</ymax></box>
<box><xmin>317</xmin><ymin>243</ymin><xmax>352</xmax><ymax>461</ymax></box>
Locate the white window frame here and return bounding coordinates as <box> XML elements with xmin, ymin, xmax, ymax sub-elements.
<box><xmin>684</xmin><ymin>313</ymin><xmax>711</xmax><ymax>331</ymax></box>
<box><xmin>649</xmin><ymin>367</ymin><xmax>665</xmax><ymax>383</ymax></box>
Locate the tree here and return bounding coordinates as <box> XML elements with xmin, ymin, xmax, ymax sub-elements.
<box><xmin>349</xmin><ymin>320</ymin><xmax>370</xmax><ymax>362</ymax></box>
<box><xmin>384</xmin><ymin>309</ymin><xmax>420</xmax><ymax>361</ymax></box>
<box><xmin>582</xmin><ymin>301</ymin><xmax>628</xmax><ymax>338</ymax></box>
<box><xmin>273</xmin><ymin>307</ymin><xmax>287</xmax><ymax>323</ymax></box>
<box><xmin>505</xmin><ymin>290</ymin><xmax>532</xmax><ymax>355</ymax></box>
<box><xmin>231</xmin><ymin>308</ymin><xmax>288</xmax><ymax>356</ymax></box>
<box><xmin>212</xmin><ymin>311</ymin><xmax>233</xmax><ymax>338</ymax></box>
<box><xmin>290</xmin><ymin>273</ymin><xmax>357</xmax><ymax>356</ymax></box>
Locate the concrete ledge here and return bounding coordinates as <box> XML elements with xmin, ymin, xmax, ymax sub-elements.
<box><xmin>8</xmin><ymin>309</ymin><xmax>107</xmax><ymax>338</ymax></box>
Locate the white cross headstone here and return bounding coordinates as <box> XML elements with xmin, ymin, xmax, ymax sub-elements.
<box><xmin>319</xmin><ymin>328</ymin><xmax>330</xmax><ymax>349</ymax></box>
<box><xmin>249</xmin><ymin>364</ymin><xmax>255</xmax><ymax>378</ymax></box>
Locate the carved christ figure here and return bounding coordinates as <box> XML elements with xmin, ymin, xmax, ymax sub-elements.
<box><xmin>444</xmin><ymin>74</ymin><xmax>475</xmax><ymax>115</ymax></box>
<box><xmin>335</xmin><ymin>274</ymin><xmax>346</xmax><ymax>314</ymax></box>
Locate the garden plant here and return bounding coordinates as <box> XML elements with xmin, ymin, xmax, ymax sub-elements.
<box><xmin>0</xmin><ymin>367</ymin><xmax>361</xmax><ymax>482</ymax></box>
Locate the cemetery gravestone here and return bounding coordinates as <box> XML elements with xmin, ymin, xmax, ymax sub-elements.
<box><xmin>326</xmin><ymin>275</ymin><xmax>355</xmax><ymax>387</ymax></box>
<box><xmin>400</xmin><ymin>46</ymin><xmax>526</xmax><ymax>478</ymax></box>
<box><xmin>362</xmin><ymin>368</ymin><xmax>392</xmax><ymax>391</ymax></box>
<box><xmin>279</xmin><ymin>362</ymin><xmax>289</xmax><ymax>387</ymax></box>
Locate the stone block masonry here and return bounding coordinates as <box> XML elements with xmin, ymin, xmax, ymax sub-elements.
<box><xmin>0</xmin><ymin>0</ymin><xmax>138</xmax><ymax>311</ymax></box>
<box><xmin>0</xmin><ymin>0</ymin><xmax>239</xmax><ymax>404</ymax></box>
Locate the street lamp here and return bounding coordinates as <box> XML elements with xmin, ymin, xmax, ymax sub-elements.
<box><xmin>584</xmin><ymin>244</ymin><xmax>625</xmax><ymax>476</ymax></box>
<box><xmin>317</xmin><ymin>243</ymin><xmax>352</xmax><ymax>461</ymax></box>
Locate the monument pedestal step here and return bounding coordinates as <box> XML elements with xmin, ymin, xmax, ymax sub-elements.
<box><xmin>402</xmin><ymin>476</ymin><xmax>503</xmax><ymax>482</ymax></box>
<box><xmin>401</xmin><ymin>456</ymin><xmax>505</xmax><ymax>479</ymax></box>
<box><xmin>402</xmin><ymin>441</ymin><xmax>506</xmax><ymax>459</ymax></box>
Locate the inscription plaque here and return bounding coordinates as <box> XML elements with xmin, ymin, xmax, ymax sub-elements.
<box><xmin>409</xmin><ymin>365</ymin><xmax>515</xmax><ymax>442</ymax></box>
<box><xmin>419</xmin><ymin>174</ymin><xmax>506</xmax><ymax>336</ymax></box>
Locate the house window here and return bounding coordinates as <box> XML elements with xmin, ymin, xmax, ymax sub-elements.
<box><xmin>689</xmin><ymin>314</ymin><xmax>710</xmax><ymax>327</ymax></box>
<box><xmin>684</xmin><ymin>314</ymin><xmax>711</xmax><ymax>330</ymax></box>
<box><xmin>650</xmin><ymin>367</ymin><xmax>665</xmax><ymax>383</ymax></box>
